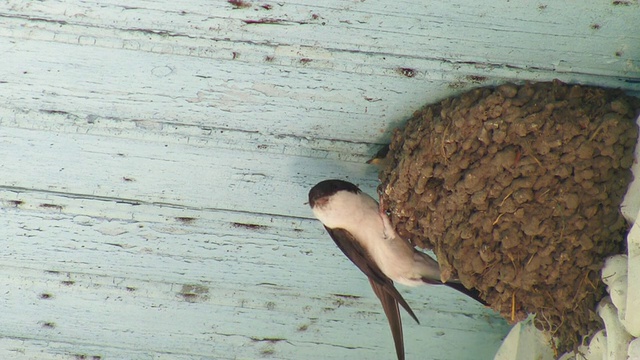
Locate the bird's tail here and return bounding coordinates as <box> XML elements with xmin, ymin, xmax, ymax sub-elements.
<box><xmin>443</xmin><ymin>282</ymin><xmax>488</xmax><ymax>306</ymax></box>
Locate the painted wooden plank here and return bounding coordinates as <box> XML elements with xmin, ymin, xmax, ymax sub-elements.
<box><xmin>1</xmin><ymin>1</ymin><xmax>639</xmax><ymax>148</ymax></box>
<box><xmin>0</xmin><ymin>189</ymin><xmax>496</xmax><ymax>305</ymax></box>
<box><xmin>0</xmin><ymin>337</ymin><xmax>219</xmax><ymax>360</ymax></box>
<box><xmin>0</xmin><ymin>198</ymin><xmax>510</xmax><ymax>359</ymax></box>
<box><xmin>0</xmin><ymin>33</ymin><xmax>419</xmax><ymax>145</ymax></box>
<box><xmin>2</xmin><ymin>0</ymin><xmax>638</xmax><ymax>78</ymax></box>
<box><xmin>0</xmin><ymin>264</ymin><xmax>499</xmax><ymax>359</ymax></box>
<box><xmin>0</xmin><ymin>107</ymin><xmax>379</xmax><ymax>164</ymax></box>
<box><xmin>0</xmin><ymin>127</ymin><xmax>379</xmax><ymax>217</ymax></box>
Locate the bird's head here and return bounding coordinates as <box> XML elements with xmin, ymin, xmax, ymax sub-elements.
<box><xmin>308</xmin><ymin>179</ymin><xmax>380</xmax><ymax>229</ymax></box>
<box><xmin>308</xmin><ymin>179</ymin><xmax>360</xmax><ymax>209</ymax></box>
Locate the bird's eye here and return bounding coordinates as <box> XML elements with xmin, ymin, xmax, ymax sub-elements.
<box><xmin>385</xmin><ymin>209</ymin><xmax>392</xmax><ymax>216</ymax></box>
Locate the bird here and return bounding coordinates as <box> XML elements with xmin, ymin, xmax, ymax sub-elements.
<box><xmin>366</xmin><ymin>144</ymin><xmax>391</xmax><ymax>168</ymax></box>
<box><xmin>308</xmin><ymin>179</ymin><xmax>487</xmax><ymax>360</ymax></box>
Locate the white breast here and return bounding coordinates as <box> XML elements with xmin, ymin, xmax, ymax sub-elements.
<box><xmin>313</xmin><ymin>190</ymin><xmax>431</xmax><ymax>286</ymax></box>
<box><xmin>312</xmin><ymin>190</ymin><xmax>379</xmax><ymax>230</ymax></box>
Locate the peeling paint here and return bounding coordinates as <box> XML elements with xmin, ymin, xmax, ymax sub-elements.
<box><xmin>178</xmin><ymin>284</ymin><xmax>210</xmax><ymax>303</ymax></box>
<box><xmin>232</xmin><ymin>222</ymin><xmax>267</xmax><ymax>230</ymax></box>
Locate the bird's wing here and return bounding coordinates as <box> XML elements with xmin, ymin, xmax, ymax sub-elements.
<box><xmin>325</xmin><ymin>227</ymin><xmax>419</xmax><ymax>324</ymax></box>
<box><xmin>326</xmin><ymin>227</ymin><xmax>416</xmax><ymax>360</ymax></box>
<box><xmin>368</xmin><ymin>277</ymin><xmax>405</xmax><ymax>360</ymax></box>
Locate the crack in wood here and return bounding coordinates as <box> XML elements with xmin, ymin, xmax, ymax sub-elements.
<box><xmin>231</xmin><ymin>222</ymin><xmax>268</xmax><ymax>230</ymax></box>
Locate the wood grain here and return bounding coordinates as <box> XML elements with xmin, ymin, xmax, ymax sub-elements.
<box><xmin>1</xmin><ymin>0</ymin><xmax>638</xmax><ymax>358</ymax></box>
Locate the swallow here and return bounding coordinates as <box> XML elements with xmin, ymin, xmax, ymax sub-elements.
<box><xmin>366</xmin><ymin>144</ymin><xmax>391</xmax><ymax>168</ymax></box>
<box><xmin>308</xmin><ymin>179</ymin><xmax>487</xmax><ymax>360</ymax></box>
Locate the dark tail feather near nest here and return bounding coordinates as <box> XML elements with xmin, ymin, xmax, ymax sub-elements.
<box><xmin>420</xmin><ymin>277</ymin><xmax>489</xmax><ymax>306</ymax></box>
<box><xmin>444</xmin><ymin>282</ymin><xmax>489</xmax><ymax>306</ymax></box>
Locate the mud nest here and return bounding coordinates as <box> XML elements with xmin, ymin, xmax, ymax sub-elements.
<box><xmin>378</xmin><ymin>80</ymin><xmax>639</xmax><ymax>352</ymax></box>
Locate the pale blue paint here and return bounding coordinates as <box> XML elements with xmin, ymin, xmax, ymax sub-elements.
<box><xmin>0</xmin><ymin>0</ymin><xmax>638</xmax><ymax>359</ymax></box>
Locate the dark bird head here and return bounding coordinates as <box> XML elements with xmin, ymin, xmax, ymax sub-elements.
<box><xmin>308</xmin><ymin>179</ymin><xmax>361</xmax><ymax>209</ymax></box>
<box><xmin>366</xmin><ymin>144</ymin><xmax>390</xmax><ymax>166</ymax></box>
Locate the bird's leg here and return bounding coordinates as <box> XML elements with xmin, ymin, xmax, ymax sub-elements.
<box><xmin>378</xmin><ymin>196</ymin><xmax>396</xmax><ymax>240</ymax></box>
<box><xmin>377</xmin><ymin>184</ymin><xmax>390</xmax><ymax>214</ymax></box>
<box><xmin>378</xmin><ymin>193</ymin><xmax>390</xmax><ymax>219</ymax></box>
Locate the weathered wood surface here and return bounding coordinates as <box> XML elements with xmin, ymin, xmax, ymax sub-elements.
<box><xmin>1</xmin><ymin>0</ymin><xmax>638</xmax><ymax>359</ymax></box>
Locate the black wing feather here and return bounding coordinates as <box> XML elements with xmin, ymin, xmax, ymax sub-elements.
<box><xmin>325</xmin><ymin>227</ymin><xmax>419</xmax><ymax>323</ymax></box>
<box><xmin>325</xmin><ymin>227</ymin><xmax>419</xmax><ymax>360</ymax></box>
<box><xmin>369</xmin><ymin>278</ymin><xmax>405</xmax><ymax>360</ymax></box>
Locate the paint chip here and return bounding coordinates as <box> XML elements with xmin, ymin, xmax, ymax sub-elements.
<box><xmin>232</xmin><ymin>222</ymin><xmax>267</xmax><ymax>230</ymax></box>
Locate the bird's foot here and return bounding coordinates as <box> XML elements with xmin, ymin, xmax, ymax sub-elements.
<box><xmin>378</xmin><ymin>197</ymin><xmax>397</xmax><ymax>240</ymax></box>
